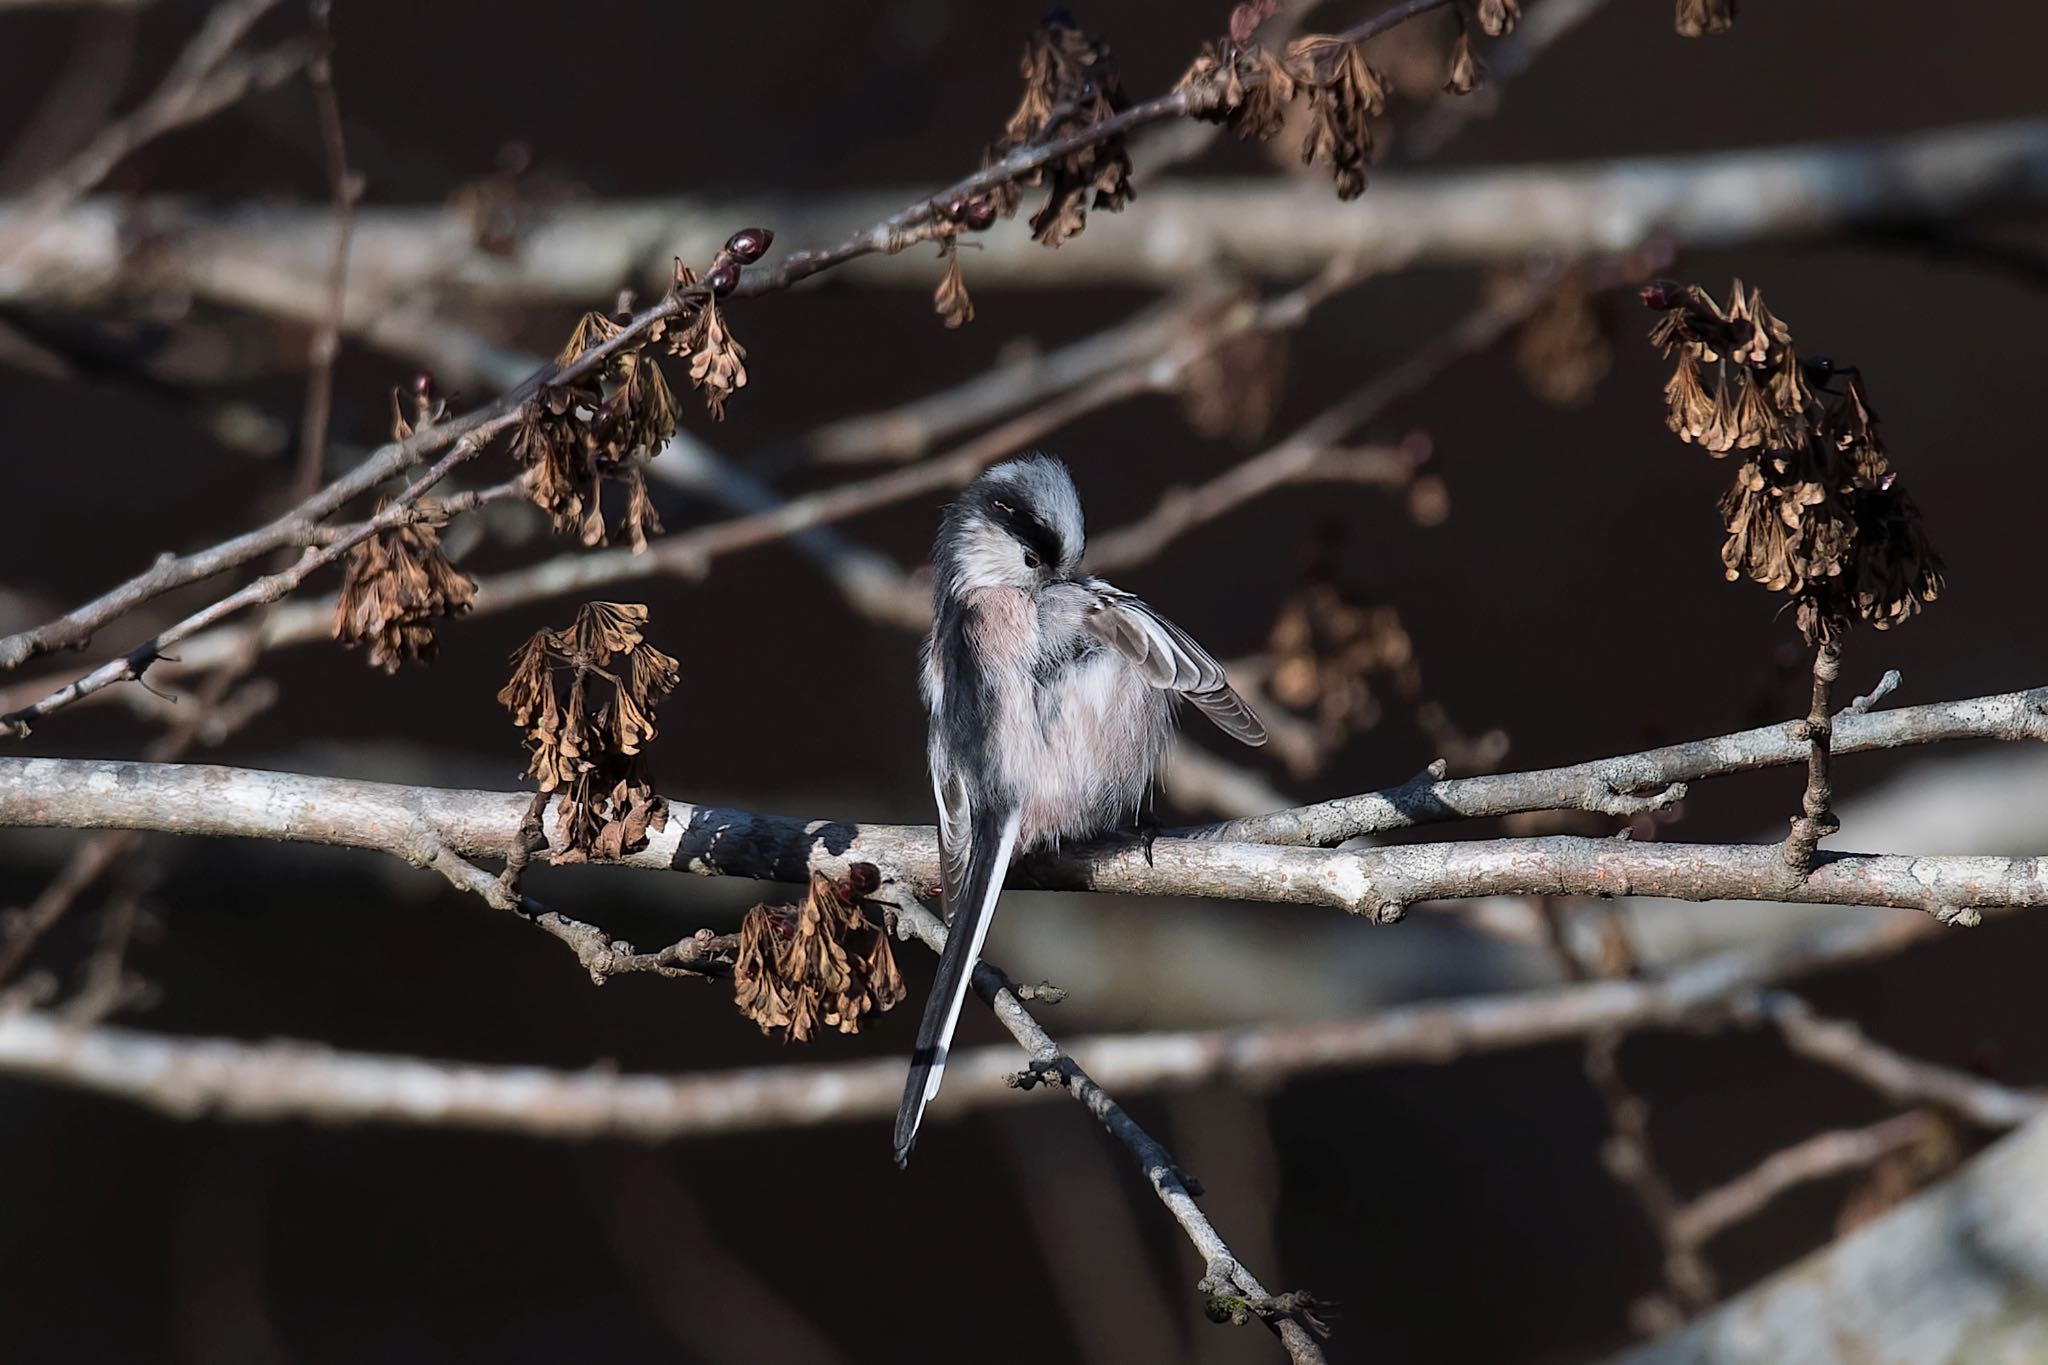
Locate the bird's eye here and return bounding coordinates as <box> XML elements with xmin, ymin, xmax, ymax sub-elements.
<box><xmin>1023</xmin><ymin>550</ymin><xmax>1042</xmax><ymax>570</ymax></box>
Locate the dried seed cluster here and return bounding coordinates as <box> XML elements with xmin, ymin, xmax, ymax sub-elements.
<box><xmin>510</xmin><ymin>228</ymin><xmax>770</xmax><ymax>548</ymax></box>
<box><xmin>1675</xmin><ymin>0</ymin><xmax>1737</xmax><ymax>38</ymax></box>
<box><xmin>1267</xmin><ymin>576</ymin><xmax>1421</xmax><ymax>776</ymax></box>
<box><xmin>1176</xmin><ymin>16</ymin><xmax>1393</xmax><ymax>201</ymax></box>
<box><xmin>733</xmin><ymin>864</ymin><xmax>906</xmax><ymax>1042</ymax></box>
<box><xmin>497</xmin><ymin>601</ymin><xmax>678</xmax><ymax>863</ymax></box>
<box><xmin>1179</xmin><ymin>322</ymin><xmax>1289</xmax><ymax>445</ymax></box>
<box><xmin>983</xmin><ymin>12</ymin><xmax>1135</xmax><ymax>248</ymax></box>
<box><xmin>1503</xmin><ymin>269</ymin><xmax>1613</xmax><ymax>408</ymax></box>
<box><xmin>331</xmin><ymin>499</ymin><xmax>477</xmax><ymax>673</ymax></box>
<box><xmin>1644</xmin><ymin>279</ymin><xmax>1943</xmax><ymax>643</ymax></box>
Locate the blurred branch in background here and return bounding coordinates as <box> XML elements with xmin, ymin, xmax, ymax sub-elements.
<box><xmin>0</xmin><ymin>893</ymin><xmax>2020</xmax><ymax>1141</ymax></box>
<box><xmin>5</xmin><ymin>122</ymin><xmax>2040</xmax><ymax>322</ymax></box>
<box><xmin>1612</xmin><ymin>1108</ymin><xmax>2048</xmax><ymax>1365</ymax></box>
<box><xmin>0</xmin><ymin>0</ymin><xmax>309</xmax><ymax>263</ymax></box>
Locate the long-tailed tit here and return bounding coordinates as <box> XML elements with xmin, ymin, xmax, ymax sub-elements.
<box><xmin>893</xmin><ymin>454</ymin><xmax>1266</xmax><ymax>1166</ymax></box>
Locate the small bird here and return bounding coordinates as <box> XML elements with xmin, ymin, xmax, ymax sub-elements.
<box><xmin>894</xmin><ymin>454</ymin><xmax>1266</xmax><ymax>1166</ymax></box>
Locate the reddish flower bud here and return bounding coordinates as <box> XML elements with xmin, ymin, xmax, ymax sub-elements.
<box><xmin>707</xmin><ymin>261</ymin><xmax>740</xmax><ymax>297</ymax></box>
<box><xmin>962</xmin><ymin>197</ymin><xmax>997</xmax><ymax>230</ymax></box>
<box><xmin>723</xmin><ymin>227</ymin><xmax>773</xmax><ymax>264</ymax></box>
<box><xmin>1638</xmin><ymin>280</ymin><xmax>1686</xmax><ymax>311</ymax></box>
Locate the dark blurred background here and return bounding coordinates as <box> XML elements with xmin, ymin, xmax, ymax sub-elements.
<box><xmin>2</xmin><ymin>1</ymin><xmax>2046</xmax><ymax>1362</ymax></box>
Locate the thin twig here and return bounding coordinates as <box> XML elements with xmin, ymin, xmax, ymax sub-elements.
<box><xmin>1667</xmin><ymin>1110</ymin><xmax>1945</xmax><ymax>1249</ymax></box>
<box><xmin>1782</xmin><ymin>642</ymin><xmax>1843</xmax><ymax>875</ymax></box>
<box><xmin>883</xmin><ymin>890</ymin><xmax>1329</xmax><ymax>1363</ymax></box>
<box><xmin>0</xmin><ymin>0</ymin><xmax>309</xmax><ymax>261</ymax></box>
<box><xmin>0</xmin><ymin>444</ymin><xmax>510</xmax><ymax>732</ymax></box>
<box><xmin>1755</xmin><ymin>991</ymin><xmax>2048</xmax><ymax>1128</ymax></box>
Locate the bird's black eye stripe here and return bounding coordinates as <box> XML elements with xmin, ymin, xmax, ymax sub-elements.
<box><xmin>985</xmin><ymin>495</ymin><xmax>1063</xmax><ymax>567</ymax></box>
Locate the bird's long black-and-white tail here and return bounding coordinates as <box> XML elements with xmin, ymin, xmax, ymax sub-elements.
<box><xmin>893</xmin><ymin>804</ymin><xmax>1021</xmax><ymax>1167</ymax></box>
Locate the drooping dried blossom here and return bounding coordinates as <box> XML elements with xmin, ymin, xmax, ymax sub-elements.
<box><xmin>1506</xmin><ymin>271</ymin><xmax>1612</xmax><ymax>407</ymax></box>
<box><xmin>733</xmin><ymin>867</ymin><xmax>906</xmax><ymax>1042</ymax></box>
<box><xmin>1444</xmin><ymin>25</ymin><xmax>1485</xmax><ymax>95</ymax></box>
<box><xmin>331</xmin><ymin>500</ymin><xmax>476</xmax><ymax>673</ymax></box>
<box><xmin>1644</xmin><ymin>280</ymin><xmax>1944</xmax><ymax>643</ymax></box>
<box><xmin>934</xmin><ymin>241</ymin><xmax>975</xmax><ymax>329</ymax></box>
<box><xmin>1266</xmin><ymin>574</ymin><xmax>1421</xmax><ymax>777</ymax></box>
<box><xmin>1675</xmin><ymin>0</ymin><xmax>1737</xmax><ymax>38</ymax></box>
<box><xmin>512</xmin><ymin>310</ymin><xmax>678</xmax><ymax>549</ymax></box>
<box><xmin>1178</xmin><ymin>325</ymin><xmax>1288</xmax><ymax>444</ymax></box>
<box><xmin>1476</xmin><ymin>0</ymin><xmax>1521</xmax><ymax>37</ymax></box>
<box><xmin>983</xmin><ymin>12</ymin><xmax>1134</xmax><ymax>247</ymax></box>
<box><xmin>1286</xmin><ymin>35</ymin><xmax>1388</xmax><ymax>201</ymax></box>
<box><xmin>671</xmin><ymin>295</ymin><xmax>748</xmax><ymax>422</ymax></box>
<box><xmin>496</xmin><ymin>601</ymin><xmax>678</xmax><ymax>863</ymax></box>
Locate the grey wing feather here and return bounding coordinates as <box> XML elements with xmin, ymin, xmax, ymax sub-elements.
<box><xmin>1081</xmin><ymin>582</ymin><xmax>1268</xmax><ymax>747</ymax></box>
<box><xmin>932</xmin><ymin>768</ymin><xmax>973</xmax><ymax>905</ymax></box>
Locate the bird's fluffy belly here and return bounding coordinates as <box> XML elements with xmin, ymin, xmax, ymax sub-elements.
<box><xmin>1004</xmin><ymin>652</ymin><xmax>1174</xmax><ymax>849</ymax></box>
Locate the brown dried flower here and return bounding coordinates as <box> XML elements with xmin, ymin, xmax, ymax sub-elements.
<box><xmin>1644</xmin><ymin>279</ymin><xmax>1944</xmax><ymax>642</ymax></box>
<box><xmin>934</xmin><ymin>241</ymin><xmax>975</xmax><ymax>329</ymax></box>
<box><xmin>1266</xmin><ymin>577</ymin><xmax>1420</xmax><ymax>776</ymax></box>
<box><xmin>1444</xmin><ymin>26</ymin><xmax>1485</xmax><ymax>95</ymax></box>
<box><xmin>1285</xmin><ymin>35</ymin><xmax>1387</xmax><ymax>200</ymax></box>
<box><xmin>332</xmin><ymin>500</ymin><xmax>476</xmax><ymax>673</ymax></box>
<box><xmin>984</xmin><ymin>12</ymin><xmax>1134</xmax><ymax>247</ymax></box>
<box><xmin>512</xmin><ymin>311</ymin><xmax>678</xmax><ymax>549</ymax></box>
<box><xmin>496</xmin><ymin>601</ymin><xmax>678</xmax><ymax>863</ymax></box>
<box><xmin>1178</xmin><ymin>325</ymin><xmax>1288</xmax><ymax>444</ymax></box>
<box><xmin>1506</xmin><ymin>271</ymin><xmax>1612</xmax><ymax>407</ymax></box>
<box><xmin>1675</xmin><ymin>0</ymin><xmax>1737</xmax><ymax>38</ymax></box>
<box><xmin>733</xmin><ymin>868</ymin><xmax>906</xmax><ymax>1041</ymax></box>
<box><xmin>671</xmin><ymin>295</ymin><xmax>749</xmax><ymax>422</ymax></box>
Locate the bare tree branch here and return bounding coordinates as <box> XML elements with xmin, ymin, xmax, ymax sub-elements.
<box><xmin>1666</xmin><ymin>1110</ymin><xmax>1946</xmax><ymax>1250</ymax></box>
<box><xmin>1</xmin><ymin>723</ymin><xmax>2045</xmax><ymax>920</ymax></box>
<box><xmin>1755</xmin><ymin>991</ymin><xmax>2048</xmax><ymax>1129</ymax></box>
<box><xmin>1195</xmin><ymin>683</ymin><xmax>2048</xmax><ymax>847</ymax></box>
<box><xmin>0</xmin><ymin>907</ymin><xmax>1935</xmax><ymax>1139</ymax></box>
<box><xmin>1613</xmin><ymin>1110</ymin><xmax>2048</xmax><ymax>1365</ymax></box>
<box><xmin>882</xmin><ymin>889</ymin><xmax>1328</xmax><ymax>1361</ymax></box>
<box><xmin>10</xmin><ymin>122</ymin><xmax>2039</xmax><ymax>310</ymax></box>
<box><xmin>0</xmin><ymin>0</ymin><xmax>308</xmax><ymax>262</ymax></box>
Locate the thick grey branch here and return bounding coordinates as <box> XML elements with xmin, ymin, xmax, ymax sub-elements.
<box><xmin>0</xmin><ymin>753</ymin><xmax>2043</xmax><ymax>921</ymax></box>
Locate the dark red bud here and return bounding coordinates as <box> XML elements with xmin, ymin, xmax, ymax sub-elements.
<box><xmin>843</xmin><ymin>862</ymin><xmax>881</xmax><ymax>897</ymax></box>
<box><xmin>1638</xmin><ymin>280</ymin><xmax>1685</xmax><ymax>311</ymax></box>
<box><xmin>413</xmin><ymin>369</ymin><xmax>436</xmax><ymax>399</ymax></box>
<box><xmin>723</xmin><ymin>227</ymin><xmax>773</xmax><ymax>264</ymax></box>
<box><xmin>962</xmin><ymin>197</ymin><xmax>997</xmax><ymax>230</ymax></box>
<box><xmin>706</xmin><ymin>261</ymin><xmax>740</xmax><ymax>297</ymax></box>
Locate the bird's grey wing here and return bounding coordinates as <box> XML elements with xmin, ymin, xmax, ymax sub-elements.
<box><xmin>931</xmin><ymin>767</ymin><xmax>973</xmax><ymax>908</ymax></box>
<box><xmin>1080</xmin><ymin>581</ymin><xmax>1267</xmax><ymax>746</ymax></box>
